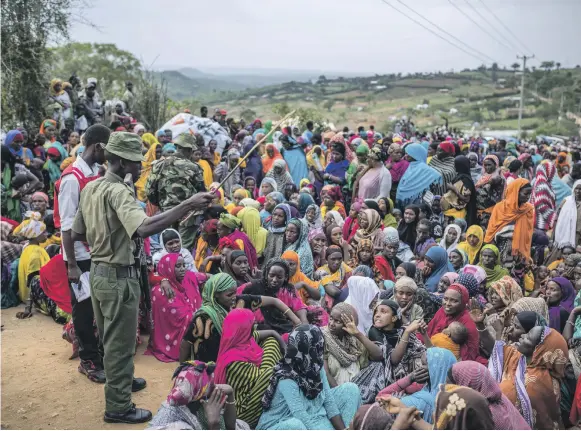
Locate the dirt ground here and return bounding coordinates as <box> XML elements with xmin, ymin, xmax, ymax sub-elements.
<box><xmin>1</xmin><ymin>305</ymin><xmax>176</xmax><ymax>430</ymax></box>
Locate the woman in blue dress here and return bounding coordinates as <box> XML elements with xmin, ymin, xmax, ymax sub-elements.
<box><xmin>257</xmin><ymin>324</ymin><xmax>361</xmax><ymax>430</ymax></box>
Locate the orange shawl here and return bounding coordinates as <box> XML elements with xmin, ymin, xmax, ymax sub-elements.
<box><xmin>497</xmin><ymin>328</ymin><xmax>567</xmax><ymax>429</ymax></box>
<box><xmin>484</xmin><ymin>178</ymin><xmax>534</xmax><ymax>259</ymax></box>
<box><xmin>282</xmin><ymin>250</ymin><xmax>319</xmax><ymax>304</ymax></box>
<box><xmin>261</xmin><ymin>143</ymin><xmax>283</xmax><ymax>174</ymax></box>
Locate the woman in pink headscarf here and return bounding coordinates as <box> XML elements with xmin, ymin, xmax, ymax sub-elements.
<box><xmin>145</xmin><ymin>253</ymin><xmax>208</xmax><ymax>362</ymax></box>
<box><xmin>214</xmin><ymin>308</ymin><xmax>283</xmax><ymax>428</ymax></box>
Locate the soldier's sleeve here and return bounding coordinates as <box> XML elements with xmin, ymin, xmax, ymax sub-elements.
<box><xmin>110</xmin><ymin>185</ymin><xmax>148</xmax><ymax>238</ymax></box>
<box><xmin>72</xmin><ymin>200</ymin><xmax>86</xmax><ymax>235</ymax></box>
<box><xmin>145</xmin><ymin>162</ymin><xmax>160</xmax><ymax>206</ymax></box>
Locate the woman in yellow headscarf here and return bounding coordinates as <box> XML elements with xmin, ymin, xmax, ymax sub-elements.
<box><xmin>15</xmin><ymin>213</ymin><xmax>50</xmax><ymax>310</ymax></box>
<box><xmin>457</xmin><ymin>225</ymin><xmax>484</xmax><ymax>265</ymax></box>
<box><xmin>135</xmin><ymin>135</ymin><xmax>160</xmax><ymax>201</ymax></box>
<box><xmin>238</xmin><ymin>207</ymin><xmax>268</xmax><ymax>257</ymax></box>
<box><xmin>141</xmin><ymin>132</ymin><xmax>158</xmax><ymax>150</ymax></box>
<box><xmin>225</xmin><ymin>188</ymin><xmax>251</xmax><ymax>214</ymax></box>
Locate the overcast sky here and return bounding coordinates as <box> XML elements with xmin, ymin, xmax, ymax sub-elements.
<box><xmin>70</xmin><ymin>0</ymin><xmax>581</xmax><ymax>75</ymax></box>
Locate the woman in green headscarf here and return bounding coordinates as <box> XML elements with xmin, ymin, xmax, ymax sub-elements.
<box><xmin>179</xmin><ymin>273</ymin><xmax>238</xmax><ymax>363</ymax></box>
<box><xmin>478</xmin><ymin>244</ymin><xmax>509</xmax><ymax>288</ymax></box>
<box><xmin>346</xmin><ymin>142</ymin><xmax>369</xmax><ymax>190</ymax></box>
<box><xmin>264</xmin><ymin>120</ymin><xmax>273</xmax><ymax>143</ymax></box>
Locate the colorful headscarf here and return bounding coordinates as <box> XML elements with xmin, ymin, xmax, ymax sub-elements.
<box><xmin>167</xmin><ymin>361</ymin><xmax>215</xmax><ymax>406</ymax></box>
<box><xmin>194</xmin><ymin>273</ymin><xmax>236</xmax><ymax>335</ymax></box>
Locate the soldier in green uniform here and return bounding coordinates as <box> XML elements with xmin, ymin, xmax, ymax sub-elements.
<box><xmin>72</xmin><ymin>132</ymin><xmax>213</xmax><ymax>424</ymax></box>
<box><xmin>145</xmin><ymin>133</ymin><xmax>205</xmax><ymax>250</ymax></box>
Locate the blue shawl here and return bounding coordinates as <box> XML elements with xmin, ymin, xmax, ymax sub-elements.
<box><xmin>283</xmin><ymin>146</ymin><xmax>308</xmax><ymax>187</ymax></box>
<box><xmin>396</xmin><ymin>144</ymin><xmax>442</xmax><ymax>209</ymax></box>
<box><xmin>325</xmin><ymin>159</ymin><xmax>350</xmax><ymax>180</ymax></box>
<box><xmin>424</xmin><ymin>246</ymin><xmax>454</xmax><ymax>293</ymax></box>
<box><xmin>400</xmin><ymin>347</ymin><xmax>456</xmax><ymax>423</ymax></box>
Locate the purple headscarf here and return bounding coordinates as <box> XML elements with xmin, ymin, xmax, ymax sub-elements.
<box><xmin>549</xmin><ymin>277</ymin><xmax>575</xmax><ymax>331</ymax></box>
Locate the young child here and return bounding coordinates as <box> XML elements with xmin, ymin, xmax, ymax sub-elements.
<box><xmin>392</xmin><ymin>208</ymin><xmax>402</xmax><ymax>225</ymax></box>
<box><xmin>426</xmin><ymin>321</ymin><xmax>467</xmax><ymax>360</ymax></box>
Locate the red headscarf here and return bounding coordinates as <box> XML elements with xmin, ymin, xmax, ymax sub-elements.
<box><xmin>203</xmin><ymin>219</ymin><xmax>218</xmax><ymax>235</ymax></box>
<box><xmin>426</xmin><ymin>284</ymin><xmax>487</xmax><ymax>365</ymax></box>
<box><xmin>157</xmin><ymin>253</ymin><xmax>205</xmax><ymax>310</ymax></box>
<box><xmin>214</xmin><ymin>308</ymin><xmax>263</xmax><ymax>384</ymax></box>
<box><xmin>439</xmin><ymin>142</ymin><xmax>456</xmax><ymax>155</ymax></box>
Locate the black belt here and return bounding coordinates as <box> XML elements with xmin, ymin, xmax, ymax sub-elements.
<box><xmin>93</xmin><ymin>263</ymin><xmax>138</xmax><ymax>279</ymax></box>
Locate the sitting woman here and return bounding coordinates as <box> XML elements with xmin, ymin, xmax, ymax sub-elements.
<box><xmin>348</xmin><ymin>238</ymin><xmax>392</xmax><ymax>289</ymax></box>
<box><xmin>390</xmin><ymin>276</ymin><xmax>424</xmax><ymax>325</ymax></box>
<box><xmin>309</xmin><ymin>231</ymin><xmax>328</xmax><ymax>269</ymax></box>
<box><xmin>222</xmin><ymin>250</ymin><xmax>253</xmax><ymax>287</ymax></box>
<box><xmin>426</xmin><ymin>283</ymin><xmax>486</xmax><ymax>364</ymax></box>
<box><xmin>214</xmin><ymin>309</ymin><xmax>285</xmax><ymax>429</ymax></box>
<box><xmin>282</xmin><ymin>250</ymin><xmax>328</xmax><ymax>327</ymax></box>
<box><xmin>438</xmin><ymin>224</ymin><xmax>461</xmax><ymax>254</ymax></box>
<box><xmin>478</xmin><ymin>244</ymin><xmax>509</xmax><ymax>288</ymax></box>
<box><xmin>316</xmin><ymin>245</ymin><xmax>353</xmax><ymax>311</ymax></box>
<box><xmin>344</xmin><ymin>275</ymin><xmax>381</xmax><ymax>335</ymax></box>
<box><xmin>545</xmin><ymin>276</ymin><xmax>575</xmax><ymax>332</ymax></box>
<box><xmin>257</xmin><ymin>324</ymin><xmax>362</xmax><ymax>430</ymax></box>
<box><xmin>320</xmin><ymin>185</ymin><xmax>347</xmax><ymax>219</ymax></box>
<box><xmin>350</xmin><ymin>209</ymin><xmax>384</xmax><ymax>253</ymax></box>
<box><xmin>448</xmin><ymin>361</ymin><xmax>531</xmax><ymax>430</ymax></box>
<box><xmin>263</xmin><ymin>203</ymin><xmax>291</xmax><ymax>266</ymax></box>
<box><xmin>284</xmin><ymin>218</ymin><xmax>314</xmax><ymax>277</ymax></box>
<box><xmin>146</xmin><ymin>254</ymin><xmax>207</xmax><ymax>362</ymax></box>
<box><xmin>456</xmin><ymin>225</ymin><xmax>484</xmax><ymax>265</ymax></box>
<box><xmin>352</xmin><ymin>300</ymin><xmax>426</xmax><ymax>404</ymax></box>
<box><xmin>423</xmin><ymin>246</ymin><xmax>454</xmax><ymax>293</ymax></box>
<box><xmin>238</xmin><ymin>207</ymin><xmax>267</xmax><ymax>260</ymax></box>
<box><xmin>147</xmin><ymin>361</ymin><xmax>249</xmax><ymax>430</ymax></box>
<box><xmin>217</xmin><ymin>213</ymin><xmax>258</xmax><ymax>270</ymax></box>
<box><xmin>449</xmin><ymin>248</ymin><xmax>468</xmax><ymax>273</ymax></box>
<box><xmin>14</xmin><ymin>213</ymin><xmax>59</xmax><ymax>321</ymax></box>
<box><xmin>180</xmin><ymin>273</ymin><xmax>238</xmax><ymax>363</ymax></box>
<box><xmin>153</xmin><ymin>229</ymin><xmax>195</xmax><ymax>271</ymax></box>
<box><xmin>241</xmin><ymin>259</ymin><xmax>308</xmax><ymax>334</ymax></box>
<box><xmin>486</xmin><ymin>324</ymin><xmax>569</xmax><ymax>429</ymax></box>
<box><xmin>323</xmin><ymin>303</ymin><xmax>368</xmax><ymax>387</ymax></box>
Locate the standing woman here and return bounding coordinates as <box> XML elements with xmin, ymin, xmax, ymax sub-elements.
<box><xmin>242</xmin><ymin>136</ymin><xmax>263</xmax><ymax>188</ymax></box>
<box><xmin>396</xmin><ymin>144</ymin><xmax>443</xmax><ymax>209</ymax></box>
<box><xmin>265</xmin><ymin>159</ymin><xmax>293</xmax><ymax>192</ymax></box>
<box><xmin>377</xmin><ymin>197</ymin><xmax>398</xmax><ymax>229</ymax></box>
<box><xmin>352</xmin><ymin>147</ymin><xmax>392</xmax><ymax>201</ymax></box>
<box><xmin>262</xmin><ymin>143</ymin><xmax>283</xmax><ymax>175</ymax></box>
<box><xmin>263</xmin><ymin>203</ymin><xmax>292</xmax><ymax>267</ymax></box>
<box><xmin>386</xmin><ymin>143</ymin><xmax>409</xmax><ymax>201</ymax></box>
<box><xmin>475</xmin><ymin>155</ymin><xmax>506</xmax><ymax>228</ymax></box>
<box><xmin>441</xmin><ymin>155</ymin><xmax>477</xmax><ymax>226</ymax></box>
<box><xmin>553</xmin><ymin>180</ymin><xmax>581</xmax><ymax>250</ymax></box>
<box><xmin>531</xmin><ymin>161</ymin><xmax>558</xmax><ymax>232</ymax></box>
<box><xmin>484</xmin><ymin>178</ymin><xmax>534</xmax><ymax>262</ymax></box>
<box><xmin>324</xmin><ymin>142</ymin><xmax>350</xmax><ymax>187</ymax></box>
<box><xmin>428</xmin><ymin>141</ymin><xmax>457</xmax><ymax>196</ymax></box>
<box><xmin>217</xmin><ymin>213</ymin><xmax>258</xmax><ymax>270</ymax></box>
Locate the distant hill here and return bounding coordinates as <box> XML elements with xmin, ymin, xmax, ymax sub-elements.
<box><xmin>154</xmin><ymin>70</ymin><xmax>248</xmax><ymax>100</ymax></box>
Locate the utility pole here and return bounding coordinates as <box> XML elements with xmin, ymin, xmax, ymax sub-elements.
<box><xmin>517</xmin><ymin>54</ymin><xmax>534</xmax><ymax>136</ymax></box>
<box><xmin>558</xmin><ymin>91</ymin><xmax>565</xmax><ymax>126</ymax></box>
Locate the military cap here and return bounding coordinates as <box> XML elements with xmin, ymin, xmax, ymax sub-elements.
<box><xmin>175</xmin><ymin>133</ymin><xmax>196</xmax><ymax>149</ymax></box>
<box><xmin>106</xmin><ymin>132</ymin><xmax>144</xmax><ymax>162</ymax></box>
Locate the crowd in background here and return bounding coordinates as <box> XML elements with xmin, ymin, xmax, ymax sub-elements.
<box><xmin>3</xmin><ymin>73</ymin><xmax>581</xmax><ymax>430</ymax></box>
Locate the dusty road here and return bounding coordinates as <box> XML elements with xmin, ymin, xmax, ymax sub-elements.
<box><xmin>1</xmin><ymin>305</ymin><xmax>176</xmax><ymax>430</ymax></box>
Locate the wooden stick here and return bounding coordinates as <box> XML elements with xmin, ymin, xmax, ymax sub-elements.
<box><xmin>180</xmin><ymin>110</ymin><xmax>296</xmax><ymax>225</ymax></box>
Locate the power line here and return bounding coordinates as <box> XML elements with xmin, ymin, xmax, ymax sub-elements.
<box><xmin>392</xmin><ymin>0</ymin><xmax>498</xmax><ymax>64</ymax></box>
<box><xmin>376</xmin><ymin>0</ymin><xmax>496</xmax><ymax>66</ymax></box>
<box><xmin>476</xmin><ymin>0</ymin><xmax>534</xmax><ymax>56</ymax></box>
<box><xmin>462</xmin><ymin>0</ymin><xmax>522</xmax><ymax>54</ymax></box>
<box><xmin>447</xmin><ymin>0</ymin><xmax>517</xmax><ymax>56</ymax></box>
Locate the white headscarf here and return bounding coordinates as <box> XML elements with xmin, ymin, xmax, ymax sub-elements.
<box><xmin>152</xmin><ymin>228</ymin><xmax>196</xmax><ymax>272</ymax></box>
<box><xmin>439</xmin><ymin>223</ymin><xmax>462</xmax><ymax>254</ymax></box>
<box><xmin>553</xmin><ymin>179</ymin><xmax>581</xmax><ymax>248</ymax></box>
<box><xmin>15</xmin><ymin>211</ymin><xmax>46</xmax><ymax>240</ymax></box>
<box><xmin>345</xmin><ymin>275</ymin><xmax>380</xmax><ymax>334</ymax></box>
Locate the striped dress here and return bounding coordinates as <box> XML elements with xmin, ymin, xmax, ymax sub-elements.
<box><xmin>226</xmin><ymin>337</ymin><xmax>282</xmax><ymax>428</ymax></box>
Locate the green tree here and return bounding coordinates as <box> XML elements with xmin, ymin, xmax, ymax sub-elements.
<box><xmin>491</xmin><ymin>62</ymin><xmax>499</xmax><ymax>83</ymax></box>
<box><xmin>345</xmin><ymin>97</ymin><xmax>355</xmax><ymax>108</ymax></box>
<box><xmin>240</xmin><ymin>107</ymin><xmax>258</xmax><ymax>123</ymax></box>
<box><xmin>323</xmin><ymin>100</ymin><xmax>336</xmax><ymax>112</ymax></box>
<box><xmin>49</xmin><ymin>43</ymin><xmax>142</xmax><ymax>99</ymax></box>
<box><xmin>1</xmin><ymin>0</ymin><xmax>78</xmax><ymax>128</ymax></box>
<box><xmin>511</xmin><ymin>62</ymin><xmax>520</xmax><ymax>73</ymax></box>
<box><xmin>541</xmin><ymin>61</ymin><xmax>555</xmax><ymax>72</ymax></box>
<box><xmin>272</xmin><ymin>102</ymin><xmax>291</xmax><ymax>117</ymax></box>
<box><xmin>556</xmin><ymin>62</ymin><xmax>561</xmax><ymax>71</ymax></box>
